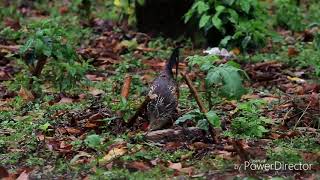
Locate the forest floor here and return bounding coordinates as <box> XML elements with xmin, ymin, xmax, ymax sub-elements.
<box><xmin>0</xmin><ymin>3</ymin><xmax>320</xmax><ymax>180</ymax></box>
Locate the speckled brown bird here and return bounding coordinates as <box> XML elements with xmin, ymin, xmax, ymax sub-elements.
<box><xmin>146</xmin><ymin>48</ymin><xmax>179</xmax><ymax>130</ymax></box>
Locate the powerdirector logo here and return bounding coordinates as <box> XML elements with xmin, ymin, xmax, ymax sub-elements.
<box><xmin>234</xmin><ymin>160</ymin><xmax>313</xmax><ymax>172</ymax></box>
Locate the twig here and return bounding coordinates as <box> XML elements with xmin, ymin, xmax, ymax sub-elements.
<box><xmin>294</xmin><ymin>101</ymin><xmax>311</xmax><ymax>129</ymax></box>
<box><xmin>120</xmin><ymin>74</ymin><xmax>132</xmax><ymax>99</ymax></box>
<box><xmin>181</xmin><ymin>72</ymin><xmax>218</xmax><ymax>143</ymax></box>
<box><xmin>181</xmin><ymin>72</ymin><xmax>207</xmax><ymax>113</ymax></box>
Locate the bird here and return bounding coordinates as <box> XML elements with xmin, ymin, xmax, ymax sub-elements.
<box><xmin>146</xmin><ymin>48</ymin><xmax>180</xmax><ymax>130</ymax></box>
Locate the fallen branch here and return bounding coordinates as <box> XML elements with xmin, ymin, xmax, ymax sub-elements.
<box><xmin>144</xmin><ymin>127</ymin><xmax>205</xmax><ymax>142</ymax></box>
<box><xmin>181</xmin><ymin>72</ymin><xmax>219</xmax><ymax>143</ymax></box>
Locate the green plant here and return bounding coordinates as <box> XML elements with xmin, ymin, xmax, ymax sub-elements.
<box><xmin>274</xmin><ymin>0</ymin><xmax>305</xmax><ymax>31</ymax></box>
<box><xmin>84</xmin><ymin>134</ymin><xmax>103</xmax><ymax>150</ymax></box>
<box><xmin>184</xmin><ymin>0</ymin><xmax>270</xmax><ymax>50</ymax></box>
<box><xmin>225</xmin><ymin>99</ymin><xmax>272</xmax><ymax>138</ymax></box>
<box><xmin>175</xmin><ymin>109</ymin><xmax>221</xmax><ymax>131</ymax></box>
<box><xmin>113</xmin><ymin>0</ymin><xmax>145</xmax><ymax>25</ymax></box>
<box><xmin>188</xmin><ymin>54</ymin><xmax>248</xmax><ymax>100</ymax></box>
<box><xmin>18</xmin><ymin>18</ymin><xmax>92</xmax><ymax>93</ymax></box>
<box><xmin>267</xmin><ymin>147</ymin><xmax>302</xmax><ymax>164</ymax></box>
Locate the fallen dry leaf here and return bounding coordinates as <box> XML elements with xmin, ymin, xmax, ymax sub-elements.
<box><xmin>127</xmin><ymin>161</ymin><xmax>151</xmax><ymax>171</ymax></box>
<box><xmin>89</xmin><ymin>88</ymin><xmax>105</xmax><ymax>96</ymax></box>
<box><xmin>100</xmin><ymin>146</ymin><xmax>127</xmax><ymax>164</ymax></box>
<box><xmin>58</xmin><ymin>97</ymin><xmax>74</xmax><ymax>104</ymax></box>
<box><xmin>168</xmin><ymin>162</ymin><xmax>182</xmax><ymax>170</ymax></box>
<box><xmin>65</xmin><ymin>127</ymin><xmax>82</xmax><ymax>135</ymax></box>
<box><xmin>18</xmin><ymin>87</ymin><xmax>34</xmax><ymax>101</ymax></box>
<box><xmin>16</xmin><ymin>171</ymin><xmax>28</xmax><ymax>180</ymax></box>
<box><xmin>0</xmin><ymin>166</ymin><xmax>9</xmax><ymax>178</ymax></box>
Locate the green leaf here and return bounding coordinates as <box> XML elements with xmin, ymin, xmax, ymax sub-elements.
<box><xmin>215</xmin><ymin>5</ymin><xmax>225</xmax><ymax>14</ymax></box>
<box><xmin>242</xmin><ymin>35</ymin><xmax>251</xmax><ymax>49</ymax></box>
<box><xmin>212</xmin><ymin>15</ymin><xmax>222</xmax><ymax>30</ymax></box>
<box><xmin>205</xmin><ymin>111</ymin><xmax>220</xmax><ymax>128</ymax></box>
<box><xmin>196</xmin><ymin>1</ymin><xmax>210</xmax><ymax>14</ymax></box>
<box><xmin>224</xmin><ymin>0</ymin><xmax>236</xmax><ymax>6</ymax></box>
<box><xmin>20</xmin><ymin>38</ymin><xmax>34</xmax><ymax>53</ymax></box>
<box><xmin>227</xmin><ymin>9</ymin><xmax>239</xmax><ymax>24</ymax></box>
<box><xmin>199</xmin><ymin>14</ymin><xmax>210</xmax><ymax>28</ymax></box>
<box><xmin>84</xmin><ymin>134</ymin><xmax>102</xmax><ymax>149</ymax></box>
<box><xmin>240</xmin><ymin>1</ymin><xmax>251</xmax><ymax>13</ymax></box>
<box><xmin>220</xmin><ymin>36</ymin><xmax>232</xmax><ymax>47</ymax></box>
<box><xmin>227</xmin><ymin>61</ymin><xmax>241</xmax><ymax>69</ymax></box>
<box><xmin>137</xmin><ymin>0</ymin><xmax>145</xmax><ymax>5</ymax></box>
<box><xmin>206</xmin><ymin>64</ymin><xmax>247</xmax><ymax>100</ymax></box>
<box><xmin>197</xmin><ymin>119</ymin><xmax>209</xmax><ymax>131</ymax></box>
<box><xmin>39</xmin><ymin>122</ymin><xmax>51</xmax><ymax>131</ymax></box>
<box><xmin>175</xmin><ymin>114</ymin><xmax>196</xmax><ymax>124</ymax></box>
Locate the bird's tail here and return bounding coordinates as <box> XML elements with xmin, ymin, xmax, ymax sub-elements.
<box><xmin>164</xmin><ymin>47</ymin><xmax>179</xmax><ymax>79</ymax></box>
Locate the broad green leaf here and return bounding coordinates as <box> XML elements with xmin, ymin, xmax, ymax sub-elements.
<box><xmin>215</xmin><ymin>5</ymin><xmax>225</xmax><ymax>14</ymax></box>
<box><xmin>196</xmin><ymin>1</ymin><xmax>210</xmax><ymax>14</ymax></box>
<box><xmin>212</xmin><ymin>15</ymin><xmax>222</xmax><ymax>30</ymax></box>
<box><xmin>239</xmin><ymin>1</ymin><xmax>251</xmax><ymax>13</ymax></box>
<box><xmin>206</xmin><ymin>111</ymin><xmax>221</xmax><ymax>128</ymax></box>
<box><xmin>220</xmin><ymin>36</ymin><xmax>232</xmax><ymax>47</ymax></box>
<box><xmin>175</xmin><ymin>114</ymin><xmax>196</xmax><ymax>124</ymax></box>
<box><xmin>227</xmin><ymin>9</ymin><xmax>239</xmax><ymax>24</ymax></box>
<box><xmin>85</xmin><ymin>134</ymin><xmax>102</xmax><ymax>149</ymax></box>
<box><xmin>227</xmin><ymin>61</ymin><xmax>241</xmax><ymax>69</ymax></box>
<box><xmin>199</xmin><ymin>14</ymin><xmax>210</xmax><ymax>28</ymax></box>
<box><xmin>197</xmin><ymin>119</ymin><xmax>209</xmax><ymax>131</ymax></box>
<box><xmin>206</xmin><ymin>64</ymin><xmax>247</xmax><ymax>100</ymax></box>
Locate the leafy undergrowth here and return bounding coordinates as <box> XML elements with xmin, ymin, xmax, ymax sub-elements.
<box><xmin>0</xmin><ymin>1</ymin><xmax>320</xmax><ymax>179</ymax></box>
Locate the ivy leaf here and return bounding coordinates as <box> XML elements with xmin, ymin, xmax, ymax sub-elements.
<box><xmin>206</xmin><ymin>64</ymin><xmax>247</xmax><ymax>100</ymax></box>
<box><xmin>205</xmin><ymin>111</ymin><xmax>221</xmax><ymax>128</ymax></box>
<box><xmin>199</xmin><ymin>14</ymin><xmax>210</xmax><ymax>28</ymax></box>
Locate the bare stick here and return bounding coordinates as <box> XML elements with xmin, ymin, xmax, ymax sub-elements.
<box><xmin>181</xmin><ymin>72</ymin><xmax>218</xmax><ymax>143</ymax></box>
<box><xmin>181</xmin><ymin>72</ymin><xmax>207</xmax><ymax>113</ymax></box>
